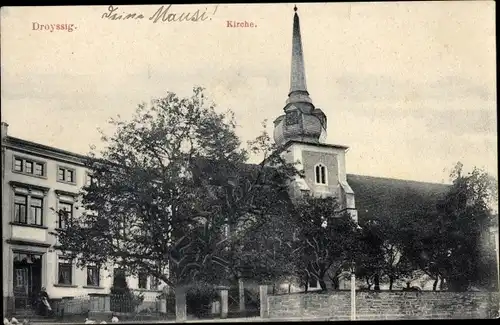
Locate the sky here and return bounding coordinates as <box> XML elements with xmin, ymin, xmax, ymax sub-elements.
<box><xmin>1</xmin><ymin>2</ymin><xmax>497</xmax><ymax>184</ymax></box>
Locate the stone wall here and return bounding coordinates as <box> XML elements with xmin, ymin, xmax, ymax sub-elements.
<box><xmin>267</xmin><ymin>291</ymin><xmax>499</xmax><ymax>320</ymax></box>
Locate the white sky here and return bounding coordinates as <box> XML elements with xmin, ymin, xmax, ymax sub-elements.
<box><xmin>1</xmin><ymin>2</ymin><xmax>497</xmax><ymax>184</ymax></box>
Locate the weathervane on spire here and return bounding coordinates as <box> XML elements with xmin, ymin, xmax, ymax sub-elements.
<box><xmin>294</xmin><ymin>5</ymin><xmax>298</xmax><ymax>12</ymax></box>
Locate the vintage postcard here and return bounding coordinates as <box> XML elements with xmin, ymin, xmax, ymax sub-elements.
<box><xmin>1</xmin><ymin>2</ymin><xmax>498</xmax><ymax>323</ymax></box>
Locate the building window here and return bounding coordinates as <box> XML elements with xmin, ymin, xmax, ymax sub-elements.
<box><xmin>14</xmin><ymin>158</ymin><xmax>23</xmax><ymax>172</ymax></box>
<box><xmin>315</xmin><ymin>164</ymin><xmax>327</xmax><ymax>185</ymax></box>
<box><xmin>14</xmin><ymin>193</ymin><xmax>44</xmax><ymax>226</ymax></box>
<box><xmin>138</xmin><ymin>273</ymin><xmax>148</xmax><ymax>289</ymax></box>
<box><xmin>34</xmin><ymin>163</ymin><xmax>44</xmax><ymax>176</ymax></box>
<box><xmin>87</xmin><ymin>263</ymin><xmax>100</xmax><ymax>287</ymax></box>
<box><xmin>29</xmin><ymin>197</ymin><xmax>43</xmax><ymax>225</ymax></box>
<box><xmin>58</xmin><ymin>167</ymin><xmax>75</xmax><ymax>183</ymax></box>
<box><xmin>25</xmin><ymin>161</ymin><xmax>33</xmax><ymax>174</ymax></box>
<box><xmin>58</xmin><ymin>258</ymin><xmax>73</xmax><ymax>285</ymax></box>
<box><xmin>13</xmin><ymin>157</ymin><xmax>46</xmax><ymax>177</ymax></box>
<box><xmin>58</xmin><ymin>202</ymin><xmax>73</xmax><ymax>229</ymax></box>
<box><xmin>85</xmin><ymin>173</ymin><xmax>96</xmax><ymax>187</ymax></box>
<box><xmin>14</xmin><ymin>194</ymin><xmax>28</xmax><ymax>224</ymax></box>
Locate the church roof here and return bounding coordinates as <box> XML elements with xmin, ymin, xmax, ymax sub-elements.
<box><xmin>192</xmin><ymin>157</ymin><xmax>451</xmax><ymax>223</ymax></box>
<box><xmin>347</xmin><ymin>174</ymin><xmax>450</xmax><ymax>224</ymax></box>
<box><xmin>281</xmin><ymin>140</ymin><xmax>349</xmax><ymax>151</ymax></box>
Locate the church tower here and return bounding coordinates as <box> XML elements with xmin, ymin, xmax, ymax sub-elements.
<box><xmin>274</xmin><ymin>6</ymin><xmax>357</xmax><ymax>221</ymax></box>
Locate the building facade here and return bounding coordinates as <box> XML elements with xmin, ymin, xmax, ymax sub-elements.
<box><xmin>1</xmin><ymin>122</ymin><xmax>163</xmax><ymax>314</ymax></box>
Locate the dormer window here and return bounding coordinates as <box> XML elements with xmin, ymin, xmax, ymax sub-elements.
<box><xmin>315</xmin><ymin>163</ymin><xmax>327</xmax><ymax>185</ymax></box>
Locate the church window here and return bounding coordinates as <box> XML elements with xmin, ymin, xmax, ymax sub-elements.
<box><xmin>315</xmin><ymin>164</ymin><xmax>327</xmax><ymax>185</ymax></box>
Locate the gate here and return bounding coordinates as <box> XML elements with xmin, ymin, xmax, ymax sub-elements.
<box><xmin>226</xmin><ymin>284</ymin><xmax>260</xmax><ymax>318</ymax></box>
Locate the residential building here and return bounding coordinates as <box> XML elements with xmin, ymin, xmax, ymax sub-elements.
<box><xmin>1</xmin><ymin>122</ymin><xmax>163</xmax><ymax>314</ymax></box>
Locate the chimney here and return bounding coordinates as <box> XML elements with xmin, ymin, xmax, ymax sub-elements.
<box><xmin>1</xmin><ymin>122</ymin><xmax>8</xmax><ymax>140</ymax></box>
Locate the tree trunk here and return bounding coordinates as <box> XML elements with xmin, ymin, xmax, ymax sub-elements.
<box><xmin>272</xmin><ymin>284</ymin><xmax>276</xmax><ymax>295</ymax></box>
<box><xmin>433</xmin><ymin>278</ymin><xmax>438</xmax><ymax>291</ymax></box>
<box><xmin>374</xmin><ymin>274</ymin><xmax>380</xmax><ymax>291</ymax></box>
<box><xmin>319</xmin><ymin>279</ymin><xmax>327</xmax><ymax>291</ymax></box>
<box><xmin>318</xmin><ymin>271</ymin><xmax>327</xmax><ymax>292</ymax></box>
<box><xmin>332</xmin><ymin>276</ymin><xmax>340</xmax><ymax>290</ymax></box>
<box><xmin>174</xmin><ymin>285</ymin><xmax>187</xmax><ymax>322</ymax></box>
<box><xmin>389</xmin><ymin>277</ymin><xmax>394</xmax><ymax>291</ymax></box>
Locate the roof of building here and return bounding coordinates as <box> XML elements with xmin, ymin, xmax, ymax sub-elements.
<box><xmin>347</xmin><ymin>173</ymin><xmax>450</xmax><ymax>223</ymax></box>
<box><xmin>282</xmin><ymin>140</ymin><xmax>349</xmax><ymax>151</ymax></box>
<box><xmin>3</xmin><ymin>135</ymin><xmax>88</xmax><ymax>166</ymax></box>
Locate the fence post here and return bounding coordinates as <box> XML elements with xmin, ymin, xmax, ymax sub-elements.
<box><xmin>175</xmin><ymin>286</ymin><xmax>187</xmax><ymax>322</ymax></box>
<box><xmin>159</xmin><ymin>297</ymin><xmax>167</xmax><ymax>314</ymax></box>
<box><xmin>3</xmin><ymin>296</ymin><xmax>8</xmax><ymax>319</ymax></box>
<box><xmin>158</xmin><ymin>286</ymin><xmax>168</xmax><ymax>315</ymax></box>
<box><xmin>259</xmin><ymin>285</ymin><xmax>268</xmax><ymax>318</ymax></box>
<box><xmin>211</xmin><ymin>300</ymin><xmax>220</xmax><ymax>315</ymax></box>
<box><xmin>350</xmin><ymin>272</ymin><xmax>356</xmax><ymax>321</ymax></box>
<box><xmin>218</xmin><ymin>286</ymin><xmax>229</xmax><ymax>319</ymax></box>
<box><xmin>239</xmin><ymin>278</ymin><xmax>246</xmax><ymax>313</ymax></box>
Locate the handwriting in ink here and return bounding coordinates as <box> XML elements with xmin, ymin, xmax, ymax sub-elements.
<box><xmin>101</xmin><ymin>5</ymin><xmax>219</xmax><ymax>23</ymax></box>
<box><xmin>101</xmin><ymin>5</ymin><xmax>144</xmax><ymax>20</ymax></box>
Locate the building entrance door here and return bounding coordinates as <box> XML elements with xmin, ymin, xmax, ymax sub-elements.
<box><xmin>13</xmin><ymin>252</ymin><xmax>43</xmax><ymax>310</ymax></box>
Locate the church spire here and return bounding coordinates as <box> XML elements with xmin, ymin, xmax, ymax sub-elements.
<box><xmin>274</xmin><ymin>5</ymin><xmax>327</xmax><ymax>147</ymax></box>
<box><xmin>287</xmin><ymin>5</ymin><xmax>313</xmax><ymax>106</ymax></box>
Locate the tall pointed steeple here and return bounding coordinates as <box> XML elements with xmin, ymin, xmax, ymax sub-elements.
<box><xmin>287</xmin><ymin>5</ymin><xmax>313</xmax><ymax>107</ymax></box>
<box><xmin>273</xmin><ymin>5</ymin><xmax>327</xmax><ymax>147</ymax></box>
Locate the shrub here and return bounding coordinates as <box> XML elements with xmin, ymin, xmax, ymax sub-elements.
<box><xmin>110</xmin><ymin>269</ymin><xmax>144</xmax><ymax>313</ymax></box>
<box><xmin>157</xmin><ymin>282</ymin><xmax>218</xmax><ymax>318</ymax></box>
<box><xmin>186</xmin><ymin>283</ymin><xmax>218</xmax><ymax>318</ymax></box>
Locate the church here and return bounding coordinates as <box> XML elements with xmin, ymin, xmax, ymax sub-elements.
<box><xmin>268</xmin><ymin>6</ymin><xmax>455</xmax><ymax>292</ymax></box>
<box><xmin>273</xmin><ymin>6</ymin><xmax>358</xmax><ymax>220</ymax></box>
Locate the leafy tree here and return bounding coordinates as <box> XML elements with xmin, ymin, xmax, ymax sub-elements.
<box><xmin>399</xmin><ymin>162</ymin><xmax>498</xmax><ymax>291</ymax></box>
<box><xmin>354</xmin><ymin>220</ymin><xmax>384</xmax><ymax>290</ymax></box>
<box><xmin>51</xmin><ymin>87</ymin><xmax>296</xmax><ymax>292</ymax></box>
<box><xmin>442</xmin><ymin>163</ymin><xmax>497</xmax><ymax>290</ymax></box>
<box><xmin>289</xmin><ymin>195</ymin><xmax>360</xmax><ymax>291</ymax></box>
<box><xmin>232</xmin><ymin>207</ymin><xmax>296</xmax><ymax>284</ymax></box>
<box><xmin>210</xmin><ymin>127</ymin><xmax>302</xmax><ymax>288</ymax></box>
<box><xmin>358</xmin><ymin>219</ymin><xmax>417</xmax><ymax>291</ymax></box>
